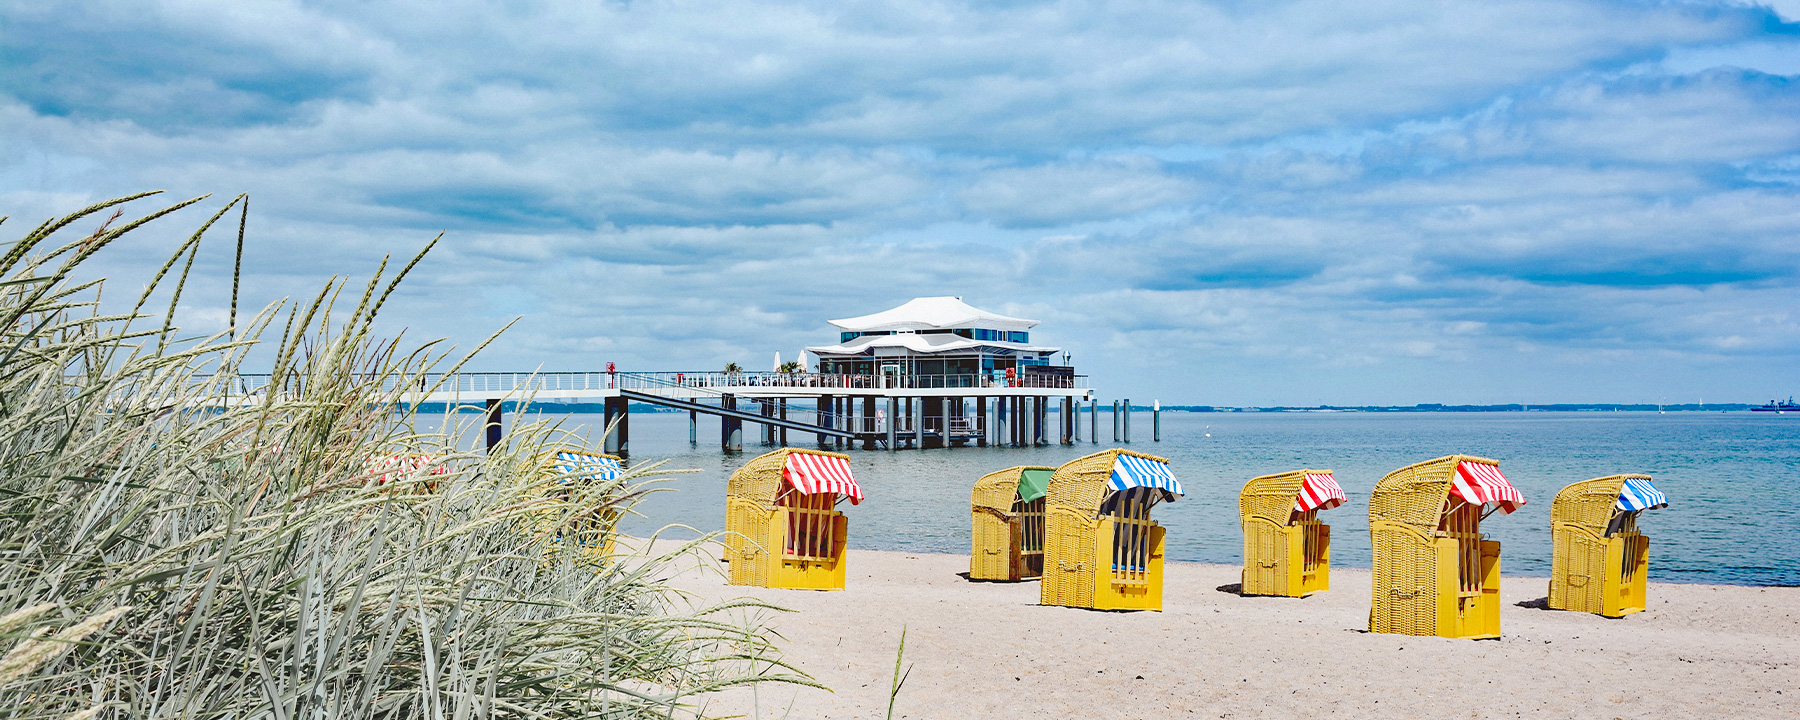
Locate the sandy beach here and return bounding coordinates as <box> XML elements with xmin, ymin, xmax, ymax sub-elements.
<box><xmin>666</xmin><ymin>546</ymin><xmax>1798</xmax><ymax>719</ymax></box>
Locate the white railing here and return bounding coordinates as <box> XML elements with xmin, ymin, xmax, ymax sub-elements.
<box><xmin>229</xmin><ymin>369</ymin><xmax>1089</xmax><ymax>396</ymax></box>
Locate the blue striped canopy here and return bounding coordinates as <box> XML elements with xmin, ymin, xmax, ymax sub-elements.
<box><xmin>1616</xmin><ymin>476</ymin><xmax>1667</xmax><ymax>511</ymax></box>
<box><xmin>553</xmin><ymin>451</ymin><xmax>623</xmax><ymax>481</ymax></box>
<box><xmin>1109</xmin><ymin>454</ymin><xmax>1182</xmax><ymax>498</ymax></box>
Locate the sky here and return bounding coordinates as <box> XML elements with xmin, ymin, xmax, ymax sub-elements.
<box><xmin>2</xmin><ymin>0</ymin><xmax>1798</xmax><ymax>406</ymax></box>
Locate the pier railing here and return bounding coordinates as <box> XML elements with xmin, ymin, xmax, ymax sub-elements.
<box><xmin>231</xmin><ymin>370</ymin><xmax>1088</xmax><ymax>395</ymax></box>
<box><xmin>614</xmin><ymin>370</ymin><xmax>1088</xmax><ymax>391</ymax></box>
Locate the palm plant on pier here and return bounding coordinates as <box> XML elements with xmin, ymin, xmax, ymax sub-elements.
<box><xmin>0</xmin><ymin>193</ymin><xmax>809</xmax><ymax>718</ymax></box>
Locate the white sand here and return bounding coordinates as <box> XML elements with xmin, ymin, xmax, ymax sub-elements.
<box><xmin>667</xmin><ymin>546</ymin><xmax>1799</xmax><ymax>719</ymax></box>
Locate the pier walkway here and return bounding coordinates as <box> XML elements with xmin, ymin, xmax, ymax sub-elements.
<box><xmin>231</xmin><ymin>370</ymin><xmax>1103</xmax><ymax>455</ymax></box>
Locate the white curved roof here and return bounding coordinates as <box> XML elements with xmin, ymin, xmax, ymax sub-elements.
<box><xmin>806</xmin><ymin>333</ymin><xmax>1058</xmax><ymax>357</ymax></box>
<box><xmin>828</xmin><ymin>296</ymin><xmax>1039</xmax><ymax>332</ymax></box>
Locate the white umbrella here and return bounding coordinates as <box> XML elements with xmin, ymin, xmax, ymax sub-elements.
<box><xmin>773</xmin><ymin>351</ymin><xmax>782</xmax><ymax>372</ymax></box>
<box><xmin>798</xmin><ymin>349</ymin><xmax>808</xmax><ymax>372</ymax></box>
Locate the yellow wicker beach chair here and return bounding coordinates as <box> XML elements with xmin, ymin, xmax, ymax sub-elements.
<box><xmin>1240</xmin><ymin>469</ymin><xmax>1346</xmax><ymax>597</ymax></box>
<box><xmin>970</xmin><ymin>465</ymin><xmax>1055</xmax><ymax>581</ymax></box>
<box><xmin>724</xmin><ymin>448</ymin><xmax>863</xmax><ymax>590</ymax></box>
<box><xmin>1041</xmin><ymin>449</ymin><xmax>1181</xmax><ymax>611</ymax></box>
<box><xmin>1549</xmin><ymin>474</ymin><xmax>1666</xmax><ymax>617</ymax></box>
<box><xmin>536</xmin><ymin>449</ymin><xmax>627</xmax><ymax>565</ymax></box>
<box><xmin>1369</xmin><ymin>455</ymin><xmax>1525</xmax><ymax>639</ymax></box>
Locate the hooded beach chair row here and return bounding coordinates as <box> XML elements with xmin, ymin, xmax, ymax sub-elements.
<box><xmin>559</xmin><ymin>442</ymin><xmax>1666</xmax><ymax>638</ymax></box>
<box><xmin>962</xmin><ymin>452</ymin><xmax>1667</xmax><ymax>635</ymax></box>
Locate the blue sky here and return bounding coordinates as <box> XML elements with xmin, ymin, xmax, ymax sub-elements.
<box><xmin>3</xmin><ymin>0</ymin><xmax>1797</xmax><ymax>405</ymax></box>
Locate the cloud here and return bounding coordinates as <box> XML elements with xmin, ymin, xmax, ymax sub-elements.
<box><xmin>2</xmin><ymin>0</ymin><xmax>1798</xmax><ymax>405</ymax></box>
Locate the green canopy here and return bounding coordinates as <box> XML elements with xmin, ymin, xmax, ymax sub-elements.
<box><xmin>1017</xmin><ymin>469</ymin><xmax>1053</xmax><ymax>503</ymax></box>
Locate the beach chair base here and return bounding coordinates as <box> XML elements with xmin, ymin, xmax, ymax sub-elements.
<box><xmin>1550</xmin><ymin>528</ymin><xmax>1649</xmax><ymax>618</ymax></box>
<box><xmin>1370</xmin><ymin>523</ymin><xmax>1501</xmax><ymax>638</ymax></box>
<box><xmin>1241</xmin><ymin>519</ymin><xmax>1330</xmax><ymax>598</ymax></box>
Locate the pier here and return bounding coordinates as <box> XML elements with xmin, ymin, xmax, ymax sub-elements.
<box><xmin>233</xmin><ymin>369</ymin><xmax>1097</xmax><ymax>455</ymax></box>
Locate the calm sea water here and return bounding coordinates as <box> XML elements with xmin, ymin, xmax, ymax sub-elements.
<box><xmin>497</xmin><ymin>410</ymin><xmax>1799</xmax><ymax>586</ymax></box>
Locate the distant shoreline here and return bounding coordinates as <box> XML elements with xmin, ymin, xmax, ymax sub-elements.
<box><xmin>1153</xmin><ymin>403</ymin><xmax>1763</xmax><ymax>413</ymax></box>
<box><xmin>403</xmin><ymin>401</ymin><xmax>1772</xmax><ymax>414</ymax></box>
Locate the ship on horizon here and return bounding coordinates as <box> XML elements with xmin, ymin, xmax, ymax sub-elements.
<box><xmin>1752</xmin><ymin>397</ymin><xmax>1799</xmax><ymax>413</ymax></box>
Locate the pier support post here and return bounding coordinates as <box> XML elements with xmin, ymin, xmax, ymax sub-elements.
<box><xmin>1123</xmin><ymin>398</ymin><xmax>1131</xmax><ymax>443</ymax></box>
<box><xmin>779</xmin><ymin>399</ymin><xmax>788</xmax><ymax>446</ymax></box>
<box><xmin>484</xmin><ymin>398</ymin><xmax>503</xmax><ymax>451</ymax></box>
<box><xmin>1153</xmin><ymin>400</ymin><xmax>1161</xmax><ymax>442</ymax></box>
<box><xmin>1112</xmin><ymin>400</ymin><xmax>1120</xmax><ymax>442</ymax></box>
<box><xmin>1036</xmin><ymin>397</ymin><xmax>1047</xmax><ymax>446</ymax></box>
<box><xmin>863</xmin><ymin>396</ymin><xmax>877</xmax><ymax>450</ymax></box>
<box><xmin>603</xmin><ymin>396</ymin><xmax>629</xmax><ymax>455</ymax></box>
<box><xmin>836</xmin><ymin>397</ymin><xmax>848</xmax><ymax>450</ymax></box>
<box><xmin>721</xmin><ymin>394</ymin><xmax>742</xmax><ymax>452</ymax></box>
<box><xmin>761</xmin><ymin>400</ymin><xmax>774</xmax><ymax>446</ymax></box>
<box><xmin>995</xmin><ymin>397</ymin><xmax>1005</xmax><ymax>447</ymax></box>
<box><xmin>1017</xmin><ymin>397</ymin><xmax>1025</xmax><ymax>447</ymax></box>
<box><xmin>913</xmin><ymin>396</ymin><xmax>924</xmax><ymax>449</ymax></box>
<box><xmin>689</xmin><ymin>408</ymin><xmax>697</xmax><ymax>445</ymax></box>
<box><xmin>940</xmin><ymin>397</ymin><xmax>951</xmax><ymax>448</ymax></box>
<box><xmin>818</xmin><ymin>394</ymin><xmax>833</xmax><ymax>448</ymax></box>
<box><xmin>976</xmin><ymin>396</ymin><xmax>988</xmax><ymax>447</ymax></box>
<box><xmin>886</xmin><ymin>396</ymin><xmax>897</xmax><ymax>450</ymax></box>
<box><xmin>1056</xmin><ymin>396</ymin><xmax>1063</xmax><ymax>445</ymax></box>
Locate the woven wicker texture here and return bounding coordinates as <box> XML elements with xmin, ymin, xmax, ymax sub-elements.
<box><xmin>1368</xmin><ymin>455</ymin><xmax>1505</xmax><ymax>638</ymax></box>
<box><xmin>1042</xmin><ymin>449</ymin><xmax>1170</xmax><ymax>610</ymax></box>
<box><xmin>1550</xmin><ymin>475</ymin><xmax>1635</xmax><ymax>532</ymax></box>
<box><xmin>1369</xmin><ymin>455</ymin><xmax>1493</xmax><ymax>531</ymax></box>
<box><xmin>725</xmin><ymin>448</ymin><xmax>852</xmax><ymax>589</ymax></box>
<box><xmin>970</xmin><ymin>466</ymin><xmax>1052</xmax><ymax>581</ymax></box>
<box><xmin>1549</xmin><ymin>475</ymin><xmax>1651</xmax><ymax>616</ymax></box>
<box><xmin>1240</xmin><ymin>470</ymin><xmax>1313</xmax><ymax>524</ymax></box>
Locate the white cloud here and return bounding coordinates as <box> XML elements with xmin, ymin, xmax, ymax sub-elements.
<box><xmin>2</xmin><ymin>0</ymin><xmax>1798</xmax><ymax>405</ymax></box>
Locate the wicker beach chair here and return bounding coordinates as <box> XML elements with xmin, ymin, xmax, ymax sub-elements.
<box><xmin>1041</xmin><ymin>449</ymin><xmax>1181</xmax><ymax>611</ymax></box>
<box><xmin>970</xmin><ymin>465</ymin><xmax>1055</xmax><ymax>581</ymax></box>
<box><xmin>363</xmin><ymin>453</ymin><xmax>449</xmax><ymax>496</ymax></box>
<box><xmin>1240</xmin><ymin>469</ymin><xmax>1346</xmax><ymax>597</ymax></box>
<box><xmin>536</xmin><ymin>449</ymin><xmax>627</xmax><ymax>564</ymax></box>
<box><xmin>1549</xmin><ymin>474</ymin><xmax>1666</xmax><ymax>617</ymax></box>
<box><xmin>1369</xmin><ymin>455</ymin><xmax>1525</xmax><ymax>638</ymax></box>
<box><xmin>724</xmin><ymin>448</ymin><xmax>862</xmax><ymax>590</ymax></box>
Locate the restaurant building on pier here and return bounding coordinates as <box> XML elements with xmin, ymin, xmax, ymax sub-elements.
<box><xmin>806</xmin><ymin>296</ymin><xmax>1073</xmax><ymax>389</ymax></box>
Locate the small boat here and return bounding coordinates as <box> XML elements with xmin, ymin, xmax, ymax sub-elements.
<box><xmin>1752</xmin><ymin>397</ymin><xmax>1799</xmax><ymax>413</ymax></box>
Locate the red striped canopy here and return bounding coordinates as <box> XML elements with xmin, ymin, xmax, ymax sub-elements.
<box><xmin>783</xmin><ymin>452</ymin><xmax>863</xmax><ymax>504</ymax></box>
<box><xmin>366</xmin><ymin>454</ymin><xmax>446</xmax><ymax>485</ymax></box>
<box><xmin>1295</xmin><ymin>472</ymin><xmax>1347</xmax><ymax>512</ymax></box>
<box><xmin>1452</xmin><ymin>461</ymin><xmax>1525</xmax><ymax>514</ymax></box>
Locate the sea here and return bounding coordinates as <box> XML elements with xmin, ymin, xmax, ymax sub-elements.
<box><xmin>490</xmin><ymin>409</ymin><xmax>1800</xmax><ymax>586</ymax></box>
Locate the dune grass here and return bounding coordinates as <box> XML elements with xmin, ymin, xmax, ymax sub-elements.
<box><xmin>0</xmin><ymin>193</ymin><xmax>809</xmax><ymax>718</ymax></box>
